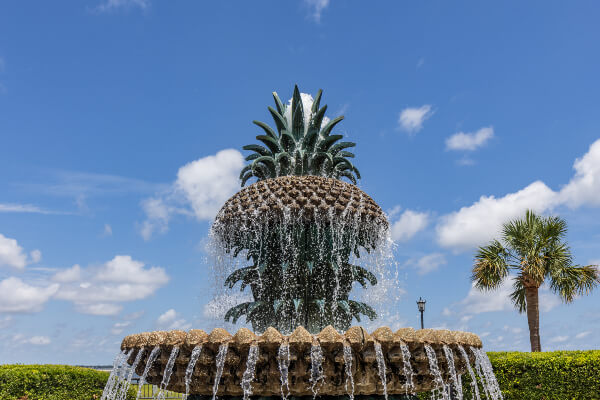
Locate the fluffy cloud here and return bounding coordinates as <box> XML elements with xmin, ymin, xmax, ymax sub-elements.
<box><xmin>436</xmin><ymin>181</ymin><xmax>558</xmax><ymax>250</ymax></box>
<box><xmin>412</xmin><ymin>253</ymin><xmax>447</xmax><ymax>275</ymax></box>
<box><xmin>446</xmin><ymin>126</ymin><xmax>494</xmax><ymax>151</ymax></box>
<box><xmin>0</xmin><ymin>277</ymin><xmax>59</xmax><ymax>313</ymax></box>
<box><xmin>437</xmin><ymin>139</ymin><xmax>600</xmax><ymax>251</ymax></box>
<box><xmin>111</xmin><ymin>321</ymin><xmax>132</xmax><ymax>335</ymax></box>
<box><xmin>575</xmin><ymin>331</ymin><xmax>591</xmax><ymax>339</ymax></box>
<box><xmin>0</xmin><ymin>233</ymin><xmax>42</xmax><ymax>269</ymax></box>
<box><xmin>12</xmin><ymin>334</ymin><xmax>52</xmax><ymax>346</ymax></box>
<box><xmin>304</xmin><ymin>0</ymin><xmax>330</xmax><ymax>22</ymax></box>
<box><xmin>140</xmin><ymin>149</ymin><xmax>244</xmax><ymax>240</ymax></box>
<box><xmin>398</xmin><ymin>105</ymin><xmax>433</xmax><ymax>134</ymax></box>
<box><xmin>390</xmin><ymin>209</ymin><xmax>429</xmax><ymax>242</ymax></box>
<box><xmin>549</xmin><ymin>335</ymin><xmax>568</xmax><ymax>343</ymax></box>
<box><xmin>156</xmin><ymin>309</ymin><xmax>191</xmax><ymax>330</ymax></box>
<box><xmin>96</xmin><ymin>0</ymin><xmax>149</xmax><ymax>12</ymax></box>
<box><xmin>54</xmin><ymin>255</ymin><xmax>169</xmax><ymax>316</ymax></box>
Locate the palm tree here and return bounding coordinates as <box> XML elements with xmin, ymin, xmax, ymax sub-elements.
<box><xmin>472</xmin><ymin>210</ymin><xmax>599</xmax><ymax>352</ymax></box>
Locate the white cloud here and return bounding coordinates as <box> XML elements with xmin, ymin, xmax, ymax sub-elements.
<box><xmin>0</xmin><ymin>316</ymin><xmax>13</xmax><ymax>328</ymax></box>
<box><xmin>539</xmin><ymin>290</ymin><xmax>561</xmax><ymax>313</ymax></box>
<box><xmin>304</xmin><ymin>0</ymin><xmax>330</xmax><ymax>22</ymax></box>
<box><xmin>559</xmin><ymin>139</ymin><xmax>600</xmax><ymax>207</ymax></box>
<box><xmin>549</xmin><ymin>335</ymin><xmax>568</xmax><ymax>343</ymax></box>
<box><xmin>140</xmin><ymin>149</ymin><xmax>244</xmax><ymax>240</ymax></box>
<box><xmin>0</xmin><ymin>277</ymin><xmax>59</xmax><ymax>313</ymax></box>
<box><xmin>54</xmin><ymin>255</ymin><xmax>169</xmax><ymax>315</ymax></box>
<box><xmin>446</xmin><ymin>126</ymin><xmax>494</xmax><ymax>151</ymax></box>
<box><xmin>437</xmin><ymin>138</ymin><xmax>600</xmax><ymax>251</ymax></box>
<box><xmin>503</xmin><ymin>325</ymin><xmax>523</xmax><ymax>334</ymax></box>
<box><xmin>0</xmin><ymin>203</ymin><xmax>60</xmax><ymax>214</ymax></box>
<box><xmin>398</xmin><ymin>105</ymin><xmax>433</xmax><ymax>134</ymax></box>
<box><xmin>96</xmin><ymin>0</ymin><xmax>149</xmax><ymax>12</ymax></box>
<box><xmin>103</xmin><ymin>224</ymin><xmax>112</xmax><ymax>236</ymax></box>
<box><xmin>461</xmin><ymin>280</ymin><xmax>513</xmax><ymax>314</ymax></box>
<box><xmin>411</xmin><ymin>253</ymin><xmax>446</xmax><ymax>275</ymax></box>
<box><xmin>52</xmin><ymin>264</ymin><xmax>82</xmax><ymax>283</ymax></box>
<box><xmin>0</xmin><ymin>233</ymin><xmax>42</xmax><ymax>269</ymax></box>
<box><xmin>12</xmin><ymin>334</ymin><xmax>51</xmax><ymax>346</ymax></box>
<box><xmin>436</xmin><ymin>181</ymin><xmax>558</xmax><ymax>250</ymax></box>
<box><xmin>575</xmin><ymin>331</ymin><xmax>591</xmax><ymax>339</ymax></box>
<box><xmin>156</xmin><ymin>309</ymin><xmax>191</xmax><ymax>331</ymax></box>
<box><xmin>390</xmin><ymin>209</ymin><xmax>429</xmax><ymax>242</ymax></box>
<box><xmin>111</xmin><ymin>321</ymin><xmax>132</xmax><ymax>335</ymax></box>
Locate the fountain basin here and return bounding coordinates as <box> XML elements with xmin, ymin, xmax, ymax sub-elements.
<box><xmin>120</xmin><ymin>326</ymin><xmax>482</xmax><ymax>396</ymax></box>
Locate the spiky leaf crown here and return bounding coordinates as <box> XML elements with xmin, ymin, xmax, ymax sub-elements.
<box><xmin>240</xmin><ymin>85</ymin><xmax>360</xmax><ymax>186</ymax></box>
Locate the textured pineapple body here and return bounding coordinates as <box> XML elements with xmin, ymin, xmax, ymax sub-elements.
<box><xmin>214</xmin><ymin>175</ymin><xmax>387</xmax><ymax>240</ymax></box>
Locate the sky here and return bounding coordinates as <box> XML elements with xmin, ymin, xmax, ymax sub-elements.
<box><xmin>1</xmin><ymin>0</ymin><xmax>600</xmax><ymax>364</ymax></box>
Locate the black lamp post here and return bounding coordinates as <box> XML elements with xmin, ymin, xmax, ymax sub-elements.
<box><xmin>417</xmin><ymin>297</ymin><xmax>426</xmax><ymax>329</ymax></box>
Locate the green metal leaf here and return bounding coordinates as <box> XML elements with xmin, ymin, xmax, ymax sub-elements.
<box><xmin>253</xmin><ymin>120</ymin><xmax>278</xmax><ymax>139</ymax></box>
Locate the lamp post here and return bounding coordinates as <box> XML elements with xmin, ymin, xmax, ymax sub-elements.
<box><xmin>417</xmin><ymin>297</ymin><xmax>426</xmax><ymax>329</ymax></box>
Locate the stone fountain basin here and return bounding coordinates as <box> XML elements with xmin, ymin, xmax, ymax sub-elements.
<box><xmin>120</xmin><ymin>326</ymin><xmax>482</xmax><ymax>396</ymax></box>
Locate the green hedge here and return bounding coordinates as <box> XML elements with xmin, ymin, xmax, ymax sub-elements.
<box><xmin>0</xmin><ymin>364</ymin><xmax>135</xmax><ymax>400</ymax></box>
<box><xmin>488</xmin><ymin>350</ymin><xmax>600</xmax><ymax>400</ymax></box>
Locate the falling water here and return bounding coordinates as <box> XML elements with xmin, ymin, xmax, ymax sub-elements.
<box><xmin>458</xmin><ymin>345</ymin><xmax>480</xmax><ymax>400</ymax></box>
<box><xmin>443</xmin><ymin>345</ymin><xmax>463</xmax><ymax>400</ymax></box>
<box><xmin>277</xmin><ymin>343</ymin><xmax>291</xmax><ymax>400</ymax></box>
<box><xmin>309</xmin><ymin>344</ymin><xmax>324</xmax><ymax>398</ymax></box>
<box><xmin>156</xmin><ymin>346</ymin><xmax>180</xmax><ymax>400</ymax></box>
<box><xmin>342</xmin><ymin>345</ymin><xmax>355</xmax><ymax>400</ymax></box>
<box><xmin>184</xmin><ymin>346</ymin><xmax>203</xmax><ymax>399</ymax></box>
<box><xmin>424</xmin><ymin>345</ymin><xmax>449</xmax><ymax>400</ymax></box>
<box><xmin>473</xmin><ymin>347</ymin><xmax>503</xmax><ymax>400</ymax></box>
<box><xmin>400</xmin><ymin>344</ymin><xmax>415</xmax><ymax>394</ymax></box>
<box><xmin>212</xmin><ymin>344</ymin><xmax>229</xmax><ymax>400</ymax></box>
<box><xmin>101</xmin><ymin>350</ymin><xmax>127</xmax><ymax>400</ymax></box>
<box><xmin>136</xmin><ymin>346</ymin><xmax>161</xmax><ymax>400</ymax></box>
<box><xmin>241</xmin><ymin>345</ymin><xmax>259</xmax><ymax>400</ymax></box>
<box><xmin>374</xmin><ymin>343</ymin><xmax>388</xmax><ymax>400</ymax></box>
<box><xmin>116</xmin><ymin>348</ymin><xmax>145</xmax><ymax>400</ymax></box>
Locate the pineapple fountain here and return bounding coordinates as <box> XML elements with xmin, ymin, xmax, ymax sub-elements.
<box><xmin>102</xmin><ymin>86</ymin><xmax>503</xmax><ymax>400</ymax></box>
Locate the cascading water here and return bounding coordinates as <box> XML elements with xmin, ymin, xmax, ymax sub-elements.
<box><xmin>241</xmin><ymin>345</ymin><xmax>259</xmax><ymax>400</ymax></box>
<box><xmin>156</xmin><ymin>346</ymin><xmax>180</xmax><ymax>400</ymax></box>
<box><xmin>101</xmin><ymin>350</ymin><xmax>127</xmax><ymax>400</ymax></box>
<box><xmin>212</xmin><ymin>343</ymin><xmax>229</xmax><ymax>400</ymax></box>
<box><xmin>424</xmin><ymin>344</ymin><xmax>449</xmax><ymax>400</ymax></box>
<box><xmin>473</xmin><ymin>347</ymin><xmax>503</xmax><ymax>400</ymax></box>
<box><xmin>117</xmin><ymin>348</ymin><xmax>145</xmax><ymax>400</ymax></box>
<box><xmin>309</xmin><ymin>343</ymin><xmax>324</xmax><ymax>398</ymax></box>
<box><xmin>400</xmin><ymin>344</ymin><xmax>415</xmax><ymax>394</ymax></box>
<box><xmin>458</xmin><ymin>345</ymin><xmax>481</xmax><ymax>400</ymax></box>
<box><xmin>277</xmin><ymin>343</ymin><xmax>291</xmax><ymax>400</ymax></box>
<box><xmin>136</xmin><ymin>346</ymin><xmax>161</xmax><ymax>400</ymax></box>
<box><xmin>374</xmin><ymin>342</ymin><xmax>388</xmax><ymax>400</ymax></box>
<box><xmin>443</xmin><ymin>345</ymin><xmax>463</xmax><ymax>400</ymax></box>
<box><xmin>342</xmin><ymin>345</ymin><xmax>355</xmax><ymax>400</ymax></box>
<box><xmin>184</xmin><ymin>346</ymin><xmax>203</xmax><ymax>399</ymax></box>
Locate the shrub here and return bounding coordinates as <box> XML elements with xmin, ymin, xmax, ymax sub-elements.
<box><xmin>0</xmin><ymin>364</ymin><xmax>136</xmax><ymax>400</ymax></box>
<box><xmin>488</xmin><ymin>350</ymin><xmax>600</xmax><ymax>400</ymax></box>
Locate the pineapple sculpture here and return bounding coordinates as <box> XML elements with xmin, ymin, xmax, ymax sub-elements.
<box><xmin>216</xmin><ymin>85</ymin><xmax>387</xmax><ymax>334</ymax></box>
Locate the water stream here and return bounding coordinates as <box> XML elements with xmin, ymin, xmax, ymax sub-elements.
<box><xmin>374</xmin><ymin>343</ymin><xmax>388</xmax><ymax>400</ymax></box>
<box><xmin>443</xmin><ymin>345</ymin><xmax>463</xmax><ymax>400</ymax></box>
<box><xmin>309</xmin><ymin>343</ymin><xmax>324</xmax><ymax>398</ymax></box>
<box><xmin>277</xmin><ymin>343</ymin><xmax>291</xmax><ymax>400</ymax></box>
<box><xmin>212</xmin><ymin>343</ymin><xmax>229</xmax><ymax>400</ymax></box>
<box><xmin>400</xmin><ymin>344</ymin><xmax>415</xmax><ymax>394</ymax></box>
<box><xmin>473</xmin><ymin>347</ymin><xmax>503</xmax><ymax>400</ymax></box>
<box><xmin>241</xmin><ymin>345</ymin><xmax>259</xmax><ymax>400</ymax></box>
<box><xmin>342</xmin><ymin>345</ymin><xmax>355</xmax><ymax>400</ymax></box>
<box><xmin>101</xmin><ymin>350</ymin><xmax>127</xmax><ymax>400</ymax></box>
<box><xmin>458</xmin><ymin>345</ymin><xmax>480</xmax><ymax>400</ymax></box>
<box><xmin>184</xmin><ymin>345</ymin><xmax>203</xmax><ymax>399</ymax></box>
<box><xmin>424</xmin><ymin>345</ymin><xmax>449</xmax><ymax>400</ymax></box>
<box><xmin>117</xmin><ymin>348</ymin><xmax>145</xmax><ymax>400</ymax></box>
<box><xmin>156</xmin><ymin>346</ymin><xmax>180</xmax><ymax>400</ymax></box>
<box><xmin>136</xmin><ymin>346</ymin><xmax>161</xmax><ymax>400</ymax></box>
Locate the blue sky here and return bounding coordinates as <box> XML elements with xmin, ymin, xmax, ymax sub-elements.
<box><xmin>1</xmin><ymin>0</ymin><xmax>600</xmax><ymax>364</ymax></box>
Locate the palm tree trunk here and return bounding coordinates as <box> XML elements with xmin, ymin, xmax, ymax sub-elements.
<box><xmin>525</xmin><ymin>286</ymin><xmax>541</xmax><ymax>352</ymax></box>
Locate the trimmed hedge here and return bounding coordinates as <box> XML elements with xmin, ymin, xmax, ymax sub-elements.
<box><xmin>0</xmin><ymin>364</ymin><xmax>135</xmax><ymax>400</ymax></box>
<box><xmin>488</xmin><ymin>350</ymin><xmax>600</xmax><ymax>400</ymax></box>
